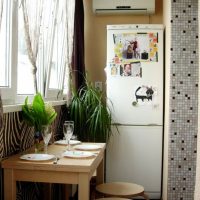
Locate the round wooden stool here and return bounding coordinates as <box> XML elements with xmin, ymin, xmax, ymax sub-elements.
<box><xmin>96</xmin><ymin>198</ymin><xmax>131</xmax><ymax>200</ymax></box>
<box><xmin>95</xmin><ymin>182</ymin><xmax>149</xmax><ymax>200</ymax></box>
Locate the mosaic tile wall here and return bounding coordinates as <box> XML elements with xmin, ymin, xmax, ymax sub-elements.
<box><xmin>168</xmin><ymin>0</ymin><xmax>199</xmax><ymax>199</ymax></box>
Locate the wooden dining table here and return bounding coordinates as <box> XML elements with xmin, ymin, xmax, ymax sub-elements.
<box><xmin>2</xmin><ymin>142</ymin><xmax>106</xmax><ymax>200</ymax></box>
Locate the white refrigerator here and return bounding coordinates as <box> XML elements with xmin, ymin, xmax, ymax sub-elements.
<box><xmin>106</xmin><ymin>24</ymin><xmax>164</xmax><ymax>199</ymax></box>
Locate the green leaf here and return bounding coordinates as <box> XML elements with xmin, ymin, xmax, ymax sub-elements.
<box><xmin>68</xmin><ymin>74</ymin><xmax>113</xmax><ymax>143</ymax></box>
<box><xmin>22</xmin><ymin>93</ymin><xmax>57</xmax><ymax>132</ymax></box>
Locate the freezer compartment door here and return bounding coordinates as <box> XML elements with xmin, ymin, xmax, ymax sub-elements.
<box><xmin>106</xmin><ymin>125</ymin><xmax>163</xmax><ymax>199</ymax></box>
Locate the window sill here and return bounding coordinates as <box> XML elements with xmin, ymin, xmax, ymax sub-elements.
<box><xmin>3</xmin><ymin>100</ymin><xmax>67</xmax><ymax>113</ymax></box>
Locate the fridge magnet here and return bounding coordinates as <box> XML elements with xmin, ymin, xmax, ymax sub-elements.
<box><xmin>133</xmin><ymin>85</ymin><xmax>158</xmax><ymax>106</ymax></box>
<box><xmin>141</xmin><ymin>50</ymin><xmax>149</xmax><ymax>60</ymax></box>
<box><xmin>132</xmin><ymin>101</ymin><xmax>138</xmax><ymax>107</ymax></box>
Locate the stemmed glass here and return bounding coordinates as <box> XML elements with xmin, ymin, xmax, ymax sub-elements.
<box><xmin>63</xmin><ymin>121</ymin><xmax>74</xmax><ymax>151</ymax></box>
<box><xmin>41</xmin><ymin>125</ymin><xmax>52</xmax><ymax>154</ymax></box>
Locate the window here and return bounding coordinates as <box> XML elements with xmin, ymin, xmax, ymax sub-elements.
<box><xmin>45</xmin><ymin>0</ymin><xmax>75</xmax><ymax>98</ymax></box>
<box><xmin>0</xmin><ymin>0</ymin><xmax>9</xmax><ymax>88</ymax></box>
<box><xmin>0</xmin><ymin>0</ymin><xmax>15</xmax><ymax>104</ymax></box>
<box><xmin>1</xmin><ymin>0</ymin><xmax>75</xmax><ymax>104</ymax></box>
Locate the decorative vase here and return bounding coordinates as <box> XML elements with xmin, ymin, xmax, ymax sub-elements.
<box><xmin>34</xmin><ymin>130</ymin><xmax>43</xmax><ymax>153</ymax></box>
<box><xmin>41</xmin><ymin>125</ymin><xmax>52</xmax><ymax>154</ymax></box>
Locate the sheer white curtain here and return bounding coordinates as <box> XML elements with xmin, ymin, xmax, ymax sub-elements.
<box><xmin>0</xmin><ymin>0</ymin><xmax>3</xmax><ymax>128</ymax></box>
<box><xmin>44</xmin><ymin>0</ymin><xmax>75</xmax><ymax>99</ymax></box>
<box><xmin>21</xmin><ymin>0</ymin><xmax>43</xmax><ymax>94</ymax></box>
<box><xmin>21</xmin><ymin>0</ymin><xmax>75</xmax><ymax>97</ymax></box>
<box><xmin>0</xmin><ymin>0</ymin><xmax>3</xmax><ymax>30</ymax></box>
<box><xmin>62</xmin><ymin>0</ymin><xmax>75</xmax><ymax>102</ymax></box>
<box><xmin>38</xmin><ymin>0</ymin><xmax>58</xmax><ymax>95</ymax></box>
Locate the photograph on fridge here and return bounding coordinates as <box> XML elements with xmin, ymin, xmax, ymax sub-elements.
<box><xmin>119</xmin><ymin>62</ymin><xmax>142</xmax><ymax>77</ymax></box>
<box><xmin>120</xmin><ymin>63</ymin><xmax>132</xmax><ymax>76</ymax></box>
<box><xmin>131</xmin><ymin>61</ymin><xmax>142</xmax><ymax>77</ymax></box>
<box><xmin>110</xmin><ymin>63</ymin><xmax>120</xmax><ymax>76</ymax></box>
<box><xmin>113</xmin><ymin>32</ymin><xmax>158</xmax><ymax>63</ymax></box>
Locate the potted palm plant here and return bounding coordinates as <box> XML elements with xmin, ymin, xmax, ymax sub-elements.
<box><xmin>69</xmin><ymin>77</ymin><xmax>112</xmax><ymax>143</ymax></box>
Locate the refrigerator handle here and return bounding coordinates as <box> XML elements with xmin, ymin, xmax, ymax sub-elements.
<box><xmin>112</xmin><ymin>123</ymin><xmax>161</xmax><ymax>126</ymax></box>
<box><xmin>147</xmin><ymin>124</ymin><xmax>160</xmax><ymax>126</ymax></box>
<box><xmin>112</xmin><ymin>123</ymin><xmax>122</xmax><ymax>126</ymax></box>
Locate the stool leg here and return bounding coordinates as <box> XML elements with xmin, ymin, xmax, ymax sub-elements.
<box><xmin>141</xmin><ymin>192</ymin><xmax>149</xmax><ymax>200</ymax></box>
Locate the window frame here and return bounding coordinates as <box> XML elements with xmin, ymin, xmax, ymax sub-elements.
<box><xmin>44</xmin><ymin>0</ymin><xmax>67</xmax><ymax>100</ymax></box>
<box><xmin>1</xmin><ymin>0</ymin><xmax>17</xmax><ymax>104</ymax></box>
<box><xmin>1</xmin><ymin>0</ymin><xmax>69</xmax><ymax>105</ymax></box>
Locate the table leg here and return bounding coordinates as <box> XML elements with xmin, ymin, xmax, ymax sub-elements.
<box><xmin>63</xmin><ymin>184</ymin><xmax>72</xmax><ymax>200</ymax></box>
<box><xmin>96</xmin><ymin>156</ymin><xmax>104</xmax><ymax>185</ymax></box>
<box><xmin>78</xmin><ymin>173</ymin><xmax>90</xmax><ymax>200</ymax></box>
<box><xmin>4</xmin><ymin>169</ymin><xmax>16</xmax><ymax>200</ymax></box>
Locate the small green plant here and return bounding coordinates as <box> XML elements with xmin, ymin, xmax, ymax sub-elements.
<box><xmin>69</xmin><ymin>77</ymin><xmax>112</xmax><ymax>143</ymax></box>
<box><xmin>22</xmin><ymin>93</ymin><xmax>57</xmax><ymax>132</ymax></box>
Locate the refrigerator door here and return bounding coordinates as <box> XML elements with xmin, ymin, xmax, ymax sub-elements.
<box><xmin>106</xmin><ymin>25</ymin><xmax>163</xmax><ymax>125</ymax></box>
<box><xmin>106</xmin><ymin>125</ymin><xmax>163</xmax><ymax>199</ymax></box>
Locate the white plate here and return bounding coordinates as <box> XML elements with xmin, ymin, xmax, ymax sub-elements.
<box><xmin>74</xmin><ymin>144</ymin><xmax>102</xmax><ymax>151</ymax></box>
<box><xmin>20</xmin><ymin>154</ymin><xmax>55</xmax><ymax>161</ymax></box>
<box><xmin>62</xmin><ymin>151</ymin><xmax>95</xmax><ymax>158</ymax></box>
<box><xmin>54</xmin><ymin>140</ymin><xmax>81</xmax><ymax>145</ymax></box>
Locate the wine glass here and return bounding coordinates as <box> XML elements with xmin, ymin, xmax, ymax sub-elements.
<box><xmin>63</xmin><ymin>121</ymin><xmax>74</xmax><ymax>151</ymax></box>
<box><xmin>41</xmin><ymin>125</ymin><xmax>52</xmax><ymax>154</ymax></box>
